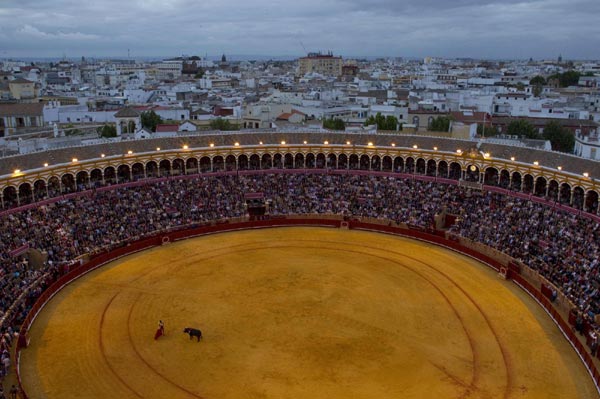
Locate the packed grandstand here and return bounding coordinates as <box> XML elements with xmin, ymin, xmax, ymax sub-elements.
<box><xmin>0</xmin><ymin>135</ymin><xmax>599</xmax><ymax>392</ymax></box>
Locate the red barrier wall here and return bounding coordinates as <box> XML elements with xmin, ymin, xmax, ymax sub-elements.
<box><xmin>14</xmin><ymin>218</ymin><xmax>600</xmax><ymax>398</ymax></box>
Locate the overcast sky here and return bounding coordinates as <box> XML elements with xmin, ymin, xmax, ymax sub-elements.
<box><xmin>0</xmin><ymin>0</ymin><xmax>598</xmax><ymax>60</ymax></box>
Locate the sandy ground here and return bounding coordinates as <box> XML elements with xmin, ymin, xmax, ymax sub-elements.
<box><xmin>19</xmin><ymin>227</ymin><xmax>598</xmax><ymax>399</ymax></box>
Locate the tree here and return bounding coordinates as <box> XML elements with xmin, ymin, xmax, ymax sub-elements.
<box><xmin>194</xmin><ymin>68</ymin><xmax>205</xmax><ymax>79</ymax></box>
<box><xmin>209</xmin><ymin>118</ymin><xmax>239</xmax><ymax>131</ymax></box>
<box><xmin>548</xmin><ymin>70</ymin><xmax>581</xmax><ymax>87</ymax></box>
<box><xmin>323</xmin><ymin>117</ymin><xmax>345</xmax><ymax>130</ymax></box>
<box><xmin>515</xmin><ymin>82</ymin><xmax>525</xmax><ymax>91</ymax></box>
<box><xmin>98</xmin><ymin>124</ymin><xmax>117</xmax><ymax>138</ymax></box>
<box><xmin>477</xmin><ymin>124</ymin><xmax>499</xmax><ymax>137</ymax></box>
<box><xmin>529</xmin><ymin>76</ymin><xmax>546</xmax><ymax>86</ymax></box>
<box><xmin>141</xmin><ymin>110</ymin><xmax>163</xmax><ymax>132</ymax></box>
<box><xmin>506</xmin><ymin>119</ymin><xmax>540</xmax><ymax>139</ymax></box>
<box><xmin>543</xmin><ymin>121</ymin><xmax>575</xmax><ymax>153</ymax></box>
<box><xmin>429</xmin><ymin>116</ymin><xmax>451</xmax><ymax>132</ymax></box>
<box><xmin>532</xmin><ymin>85</ymin><xmax>543</xmax><ymax>97</ymax></box>
<box><xmin>364</xmin><ymin>112</ymin><xmax>399</xmax><ymax>131</ymax></box>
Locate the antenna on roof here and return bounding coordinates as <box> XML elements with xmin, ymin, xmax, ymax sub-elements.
<box><xmin>299</xmin><ymin>42</ymin><xmax>308</xmax><ymax>55</ymax></box>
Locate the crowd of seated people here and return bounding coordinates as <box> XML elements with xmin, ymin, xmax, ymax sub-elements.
<box><xmin>0</xmin><ymin>172</ymin><xmax>599</xmax><ymax>382</ymax></box>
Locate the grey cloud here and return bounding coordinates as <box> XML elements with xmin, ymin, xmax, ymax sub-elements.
<box><xmin>0</xmin><ymin>0</ymin><xmax>598</xmax><ymax>58</ymax></box>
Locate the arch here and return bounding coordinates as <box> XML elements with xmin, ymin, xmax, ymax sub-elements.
<box><xmin>412</xmin><ymin>115</ymin><xmax>420</xmax><ymax>129</ymax></box>
<box><xmin>131</xmin><ymin>162</ymin><xmax>145</xmax><ymax>180</ymax></box>
<box><xmin>405</xmin><ymin>157</ymin><xmax>415</xmax><ymax>173</ymax></box>
<box><xmin>382</xmin><ymin>156</ymin><xmax>393</xmax><ymax>172</ymax></box>
<box><xmin>306</xmin><ymin>153</ymin><xmax>316</xmax><ymax>168</ymax></box>
<box><xmin>90</xmin><ymin>168</ymin><xmax>103</xmax><ymax>186</ymax></box>
<box><xmin>212</xmin><ymin>156</ymin><xmax>224</xmax><ymax>172</ymax></box>
<box><xmin>393</xmin><ymin>157</ymin><xmax>404</xmax><ymax>173</ymax></box>
<box><xmin>33</xmin><ymin>179</ymin><xmax>47</xmax><ymax>201</ymax></box>
<box><xmin>522</xmin><ymin>174</ymin><xmax>534</xmax><ymax>194</ymax></box>
<box><xmin>426</xmin><ymin>159</ymin><xmax>437</xmax><ymax>176</ymax></box>
<box><xmin>499</xmin><ymin>170</ymin><xmax>510</xmax><ymax>189</ymax></box>
<box><xmin>449</xmin><ymin>162</ymin><xmax>461</xmax><ymax>180</ymax></box>
<box><xmin>146</xmin><ymin>161</ymin><xmax>158</xmax><ymax>178</ymax></box>
<box><xmin>284</xmin><ymin>153</ymin><xmax>294</xmax><ymax>169</ymax></box>
<box><xmin>511</xmin><ymin>172</ymin><xmax>522</xmax><ymax>191</ymax></box>
<box><xmin>585</xmin><ymin>190</ymin><xmax>599</xmax><ymax>214</ymax></box>
<box><xmin>316</xmin><ymin>153</ymin><xmax>326</xmax><ymax>169</ymax></box>
<box><xmin>338</xmin><ymin>153</ymin><xmax>348</xmax><ymax>169</ymax></box>
<box><xmin>225</xmin><ymin>155</ymin><xmax>237</xmax><ymax>171</ymax></box>
<box><xmin>327</xmin><ymin>153</ymin><xmax>337</xmax><ymax>169</ymax></box>
<box><xmin>2</xmin><ymin>186</ymin><xmax>17</xmax><ymax>208</ymax></box>
<box><xmin>238</xmin><ymin>154</ymin><xmax>249</xmax><ymax>170</ymax></box>
<box><xmin>559</xmin><ymin>182</ymin><xmax>571</xmax><ymax>204</ymax></box>
<box><xmin>18</xmin><ymin>182</ymin><xmax>33</xmax><ymax>205</ymax></box>
<box><xmin>186</xmin><ymin>157</ymin><xmax>199</xmax><ymax>174</ymax></box>
<box><xmin>249</xmin><ymin>154</ymin><xmax>260</xmax><ymax>170</ymax></box>
<box><xmin>572</xmin><ymin>186</ymin><xmax>585</xmax><ymax>210</ymax></box>
<box><xmin>415</xmin><ymin>158</ymin><xmax>426</xmax><ymax>175</ymax></box>
<box><xmin>61</xmin><ymin>173</ymin><xmax>76</xmax><ymax>193</ymax></box>
<box><xmin>273</xmin><ymin>154</ymin><xmax>283</xmax><ymax>169</ymax></box>
<box><xmin>371</xmin><ymin>155</ymin><xmax>381</xmax><ymax>171</ymax></box>
<box><xmin>76</xmin><ymin>170</ymin><xmax>89</xmax><ymax>190</ymax></box>
<box><xmin>547</xmin><ymin>180</ymin><xmax>559</xmax><ymax>202</ymax></box>
<box><xmin>159</xmin><ymin>159</ymin><xmax>172</xmax><ymax>176</ymax></box>
<box><xmin>534</xmin><ymin>176</ymin><xmax>547</xmax><ymax>197</ymax></box>
<box><xmin>484</xmin><ymin>167</ymin><xmax>499</xmax><ymax>186</ymax></box>
<box><xmin>294</xmin><ymin>153</ymin><xmax>305</xmax><ymax>169</ymax></box>
<box><xmin>172</xmin><ymin>158</ymin><xmax>185</xmax><ymax>176</ymax></box>
<box><xmin>437</xmin><ymin>160</ymin><xmax>448</xmax><ymax>178</ymax></box>
<box><xmin>349</xmin><ymin>154</ymin><xmax>359</xmax><ymax>170</ymax></box>
<box><xmin>359</xmin><ymin>154</ymin><xmax>370</xmax><ymax>170</ymax></box>
<box><xmin>261</xmin><ymin>153</ymin><xmax>272</xmax><ymax>169</ymax></box>
<box><xmin>116</xmin><ymin>165</ymin><xmax>131</xmax><ymax>183</ymax></box>
<box><xmin>48</xmin><ymin>176</ymin><xmax>61</xmax><ymax>196</ymax></box>
<box><xmin>199</xmin><ymin>157</ymin><xmax>211</xmax><ymax>173</ymax></box>
<box><xmin>465</xmin><ymin>165</ymin><xmax>479</xmax><ymax>182</ymax></box>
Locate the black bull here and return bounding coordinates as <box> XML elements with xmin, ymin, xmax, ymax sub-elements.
<box><xmin>183</xmin><ymin>327</ymin><xmax>202</xmax><ymax>342</ymax></box>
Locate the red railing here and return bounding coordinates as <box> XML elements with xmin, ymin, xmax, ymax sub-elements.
<box><xmin>14</xmin><ymin>218</ymin><xmax>600</xmax><ymax>397</ymax></box>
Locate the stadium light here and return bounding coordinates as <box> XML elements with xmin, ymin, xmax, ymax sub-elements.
<box><xmin>412</xmin><ymin>144</ymin><xmax>418</xmax><ymax>149</ymax></box>
<box><xmin>101</xmin><ymin>153</ymin><xmax>106</xmax><ymax>158</ymax></box>
<box><xmin>259</xmin><ymin>141</ymin><xmax>263</xmax><ymax>145</ymax></box>
<box><xmin>303</xmin><ymin>140</ymin><xmax>307</xmax><ymax>144</ymax></box>
<box><xmin>368</xmin><ymin>142</ymin><xmax>374</xmax><ymax>147</ymax></box>
<box><xmin>456</xmin><ymin>149</ymin><xmax>462</xmax><ymax>154</ymax></box>
<box><xmin>156</xmin><ymin>147</ymin><xmax>160</xmax><ymax>151</ymax></box>
<box><xmin>324</xmin><ymin>141</ymin><xmax>329</xmax><ymax>145</ymax></box>
<box><xmin>281</xmin><ymin>141</ymin><xmax>286</xmax><ymax>145</ymax></box>
<box><xmin>346</xmin><ymin>141</ymin><xmax>351</xmax><ymax>145</ymax></box>
<box><xmin>483</xmin><ymin>152</ymin><xmax>490</xmax><ymax>158</ymax></box>
<box><xmin>72</xmin><ymin>158</ymin><xmax>78</xmax><ymax>163</ymax></box>
<box><xmin>127</xmin><ymin>150</ymin><xmax>133</xmax><ymax>155</ymax></box>
<box><xmin>13</xmin><ymin>169</ymin><xmax>20</xmax><ymax>175</ymax></box>
<box><xmin>183</xmin><ymin>144</ymin><xmax>189</xmax><ymax>150</ymax></box>
<box><xmin>557</xmin><ymin>166</ymin><xmax>562</xmax><ymax>171</ymax></box>
<box><xmin>209</xmin><ymin>143</ymin><xmax>214</xmax><ymax>147</ymax></box>
<box><xmin>234</xmin><ymin>142</ymin><xmax>240</xmax><ymax>147</ymax></box>
<box><xmin>584</xmin><ymin>172</ymin><xmax>589</xmax><ymax>178</ymax></box>
<box><xmin>43</xmin><ymin>163</ymin><xmax>48</xmax><ymax>167</ymax></box>
<box><xmin>433</xmin><ymin>146</ymin><xmax>438</xmax><ymax>151</ymax></box>
<box><xmin>391</xmin><ymin>143</ymin><xmax>396</xmax><ymax>147</ymax></box>
<box><xmin>510</xmin><ymin>156</ymin><xmax>515</xmax><ymax>161</ymax></box>
<box><xmin>533</xmin><ymin>161</ymin><xmax>539</xmax><ymax>166</ymax></box>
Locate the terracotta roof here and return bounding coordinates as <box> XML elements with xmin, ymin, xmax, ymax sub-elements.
<box><xmin>0</xmin><ymin>102</ymin><xmax>44</xmax><ymax>117</ymax></box>
<box><xmin>114</xmin><ymin>107</ymin><xmax>141</xmax><ymax>118</ymax></box>
<box><xmin>155</xmin><ymin>124</ymin><xmax>179</xmax><ymax>132</ymax></box>
<box><xmin>9</xmin><ymin>78</ymin><xmax>34</xmax><ymax>84</ymax></box>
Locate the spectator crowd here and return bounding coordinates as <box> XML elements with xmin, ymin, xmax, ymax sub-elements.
<box><xmin>0</xmin><ymin>172</ymin><xmax>599</xmax><ymax>385</ymax></box>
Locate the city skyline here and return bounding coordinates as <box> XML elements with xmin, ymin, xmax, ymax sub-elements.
<box><xmin>1</xmin><ymin>0</ymin><xmax>599</xmax><ymax>59</ymax></box>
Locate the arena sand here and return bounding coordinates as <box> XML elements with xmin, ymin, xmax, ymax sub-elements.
<box><xmin>20</xmin><ymin>227</ymin><xmax>598</xmax><ymax>398</ymax></box>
